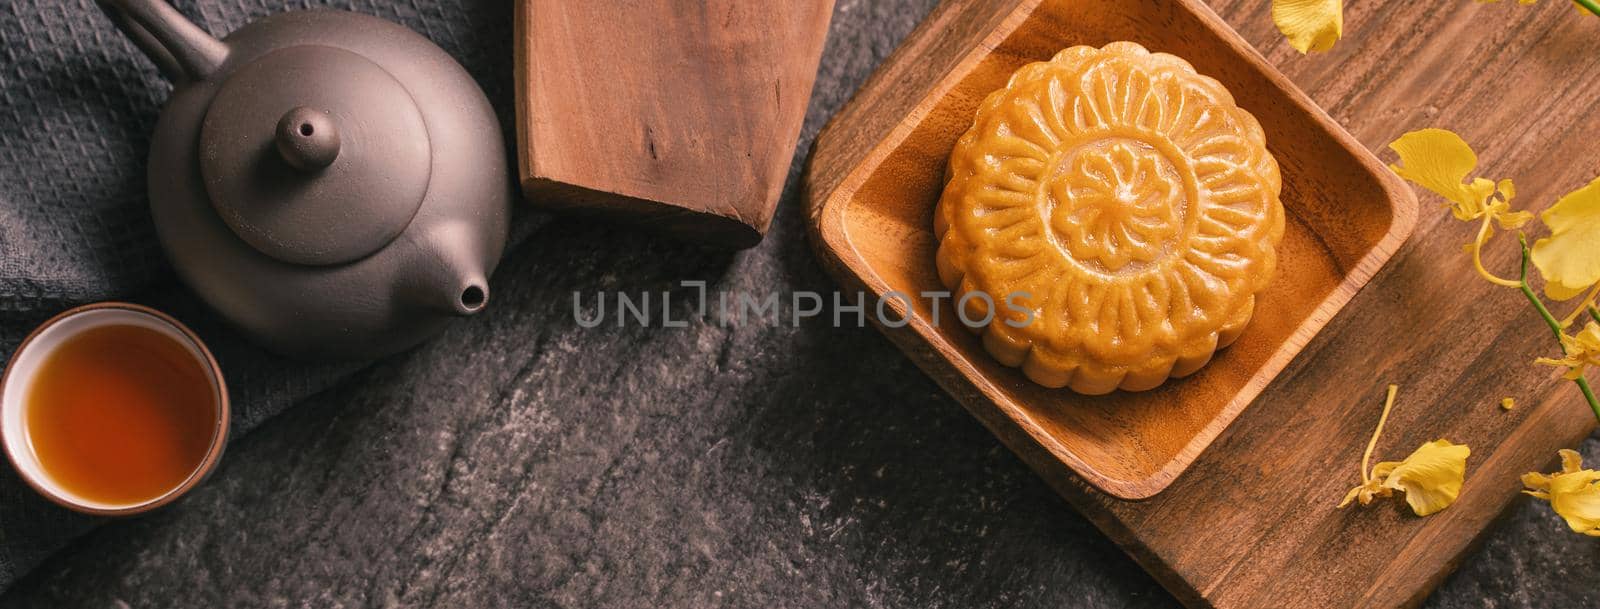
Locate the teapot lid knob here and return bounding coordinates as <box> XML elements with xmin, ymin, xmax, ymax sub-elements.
<box><xmin>198</xmin><ymin>45</ymin><xmax>433</xmax><ymax>267</ymax></box>
<box><xmin>275</xmin><ymin>107</ymin><xmax>340</xmax><ymax>172</ymax></box>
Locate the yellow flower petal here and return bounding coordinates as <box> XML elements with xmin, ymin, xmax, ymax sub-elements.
<box><xmin>1498</xmin><ymin>178</ymin><xmax>1517</xmax><ymax>200</ymax></box>
<box><xmin>1523</xmin><ymin>475</ymin><xmax>1552</xmax><ymax>494</ymax></box>
<box><xmin>1563</xmin><ymin>448</ymin><xmax>1587</xmax><ymax>472</ymax></box>
<box><xmin>1524</xmin><ymin>449</ymin><xmax>1600</xmax><ymax>536</ymax></box>
<box><xmin>1489</xmin><ymin>192</ymin><xmax>1534</xmax><ymax>230</ymax></box>
<box><xmin>1380</xmin><ymin>440</ymin><xmax>1471</xmax><ymax>516</ymax></box>
<box><xmin>1340</xmin><ymin>478</ymin><xmax>1387</xmax><ymax>508</ymax></box>
<box><xmin>1549</xmin><ymin>473</ymin><xmax>1600</xmax><ymax>536</ymax></box>
<box><xmin>1536</xmin><ymin>321</ymin><xmax>1600</xmax><ymax>380</ymax></box>
<box><xmin>1272</xmin><ymin>0</ymin><xmax>1343</xmax><ymax>53</ymax></box>
<box><xmin>1339</xmin><ymin>485</ymin><xmax>1360</xmax><ymax>506</ymax></box>
<box><xmin>1388</xmin><ymin>129</ymin><xmax>1503</xmax><ymax>220</ymax></box>
<box><xmin>1531</xmin><ymin>177</ymin><xmax>1600</xmax><ymax>301</ymax></box>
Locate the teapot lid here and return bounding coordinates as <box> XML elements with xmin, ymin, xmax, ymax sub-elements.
<box><xmin>199</xmin><ymin>44</ymin><xmax>432</xmax><ymax>266</ymax></box>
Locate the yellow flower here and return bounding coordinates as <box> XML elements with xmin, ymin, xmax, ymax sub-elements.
<box><xmin>1536</xmin><ymin>321</ymin><xmax>1600</xmax><ymax>380</ymax></box>
<box><xmin>1388</xmin><ymin>129</ymin><xmax>1533</xmax><ymax>288</ymax></box>
<box><xmin>1388</xmin><ymin>129</ymin><xmax>1532</xmax><ymax>229</ymax></box>
<box><xmin>1502</xmin><ymin>397</ymin><xmax>1516</xmax><ymax>410</ymax></box>
<box><xmin>1530</xmin><ymin>177</ymin><xmax>1600</xmax><ymax>300</ymax></box>
<box><xmin>1523</xmin><ymin>449</ymin><xmax>1600</xmax><ymax>536</ymax></box>
<box><xmin>1339</xmin><ymin>386</ymin><xmax>1471</xmax><ymax>516</ymax></box>
<box><xmin>1272</xmin><ymin>0</ymin><xmax>1343</xmax><ymax>53</ymax></box>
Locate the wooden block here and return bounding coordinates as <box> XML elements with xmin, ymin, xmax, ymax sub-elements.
<box><xmin>514</xmin><ymin>0</ymin><xmax>835</xmax><ymax>248</ymax></box>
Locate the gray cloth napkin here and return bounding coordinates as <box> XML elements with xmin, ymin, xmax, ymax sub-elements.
<box><xmin>0</xmin><ymin>0</ymin><xmax>515</xmax><ymax>589</ymax></box>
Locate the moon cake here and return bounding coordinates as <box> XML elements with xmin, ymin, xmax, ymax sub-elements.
<box><xmin>933</xmin><ymin>42</ymin><xmax>1285</xmax><ymax>394</ymax></box>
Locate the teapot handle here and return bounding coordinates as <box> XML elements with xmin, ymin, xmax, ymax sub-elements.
<box><xmin>95</xmin><ymin>0</ymin><xmax>228</xmax><ymax>83</ymax></box>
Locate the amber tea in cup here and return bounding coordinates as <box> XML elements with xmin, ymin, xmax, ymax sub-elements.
<box><xmin>2</xmin><ymin>303</ymin><xmax>228</xmax><ymax>515</ymax></box>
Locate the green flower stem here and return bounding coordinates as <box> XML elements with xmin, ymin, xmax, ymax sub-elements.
<box><xmin>1577</xmin><ymin>0</ymin><xmax>1600</xmax><ymax>18</ymax></box>
<box><xmin>1577</xmin><ymin>376</ymin><xmax>1600</xmax><ymax>422</ymax></box>
<box><xmin>1518</xmin><ymin>235</ymin><xmax>1600</xmax><ymax>422</ymax></box>
<box><xmin>1589</xmin><ymin>305</ymin><xmax>1600</xmax><ymax>325</ymax></box>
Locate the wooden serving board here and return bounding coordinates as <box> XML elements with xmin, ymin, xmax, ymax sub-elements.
<box><xmin>804</xmin><ymin>0</ymin><xmax>1599</xmax><ymax>607</ymax></box>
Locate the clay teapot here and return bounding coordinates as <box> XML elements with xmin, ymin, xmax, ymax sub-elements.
<box><xmin>97</xmin><ymin>0</ymin><xmax>510</xmax><ymax>360</ymax></box>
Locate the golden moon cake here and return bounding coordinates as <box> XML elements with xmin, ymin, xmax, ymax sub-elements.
<box><xmin>933</xmin><ymin>42</ymin><xmax>1285</xmax><ymax>394</ymax></box>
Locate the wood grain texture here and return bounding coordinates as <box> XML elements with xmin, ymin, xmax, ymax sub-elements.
<box><xmin>514</xmin><ymin>0</ymin><xmax>834</xmax><ymax>249</ymax></box>
<box><xmin>804</xmin><ymin>0</ymin><xmax>1600</xmax><ymax>607</ymax></box>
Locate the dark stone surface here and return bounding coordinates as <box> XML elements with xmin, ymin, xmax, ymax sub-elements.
<box><xmin>4</xmin><ymin>1</ymin><xmax>1599</xmax><ymax>607</ymax></box>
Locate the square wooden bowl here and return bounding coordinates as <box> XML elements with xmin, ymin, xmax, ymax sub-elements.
<box><xmin>804</xmin><ymin>0</ymin><xmax>1418</xmax><ymax>499</ymax></box>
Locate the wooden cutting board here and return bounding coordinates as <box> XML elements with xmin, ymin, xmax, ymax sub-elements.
<box><xmin>804</xmin><ymin>0</ymin><xmax>1600</xmax><ymax>607</ymax></box>
<box><xmin>513</xmin><ymin>0</ymin><xmax>834</xmax><ymax>248</ymax></box>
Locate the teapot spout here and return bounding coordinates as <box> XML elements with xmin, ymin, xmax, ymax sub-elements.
<box><xmin>97</xmin><ymin>0</ymin><xmax>228</xmax><ymax>83</ymax></box>
<box><xmin>455</xmin><ymin>283</ymin><xmax>489</xmax><ymax>316</ymax></box>
<box><xmin>399</xmin><ymin>226</ymin><xmax>491</xmax><ymax>318</ymax></box>
<box><xmin>417</xmin><ymin>270</ymin><xmax>489</xmax><ymax>318</ymax></box>
<box><xmin>411</xmin><ymin>272</ymin><xmax>489</xmax><ymax>318</ymax></box>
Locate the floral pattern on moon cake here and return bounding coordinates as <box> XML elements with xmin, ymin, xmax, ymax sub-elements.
<box><xmin>934</xmin><ymin>42</ymin><xmax>1285</xmax><ymax>395</ymax></box>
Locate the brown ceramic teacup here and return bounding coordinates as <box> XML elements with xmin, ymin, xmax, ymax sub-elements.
<box><xmin>1</xmin><ymin>303</ymin><xmax>229</xmax><ymax>515</ymax></box>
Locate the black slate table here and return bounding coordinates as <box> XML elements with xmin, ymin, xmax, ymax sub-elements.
<box><xmin>3</xmin><ymin>1</ymin><xmax>1598</xmax><ymax>607</ymax></box>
